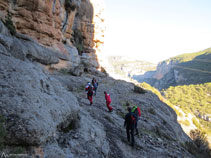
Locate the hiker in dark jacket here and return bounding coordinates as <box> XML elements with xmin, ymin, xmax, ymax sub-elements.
<box><xmin>124</xmin><ymin>107</ymin><xmax>137</xmax><ymax>147</ymax></box>
<box><xmin>132</xmin><ymin>106</ymin><xmax>141</xmax><ymax>135</ymax></box>
<box><xmin>92</xmin><ymin>78</ymin><xmax>98</xmax><ymax>95</ymax></box>
<box><xmin>85</xmin><ymin>82</ymin><xmax>94</xmax><ymax>105</ymax></box>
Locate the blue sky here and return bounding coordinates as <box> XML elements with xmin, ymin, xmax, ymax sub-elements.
<box><xmin>103</xmin><ymin>0</ymin><xmax>211</xmax><ymax>63</ymax></box>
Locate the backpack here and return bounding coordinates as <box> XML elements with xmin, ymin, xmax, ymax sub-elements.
<box><xmin>137</xmin><ymin>107</ymin><xmax>141</xmax><ymax>117</ymax></box>
<box><xmin>88</xmin><ymin>85</ymin><xmax>93</xmax><ymax>96</ymax></box>
<box><xmin>93</xmin><ymin>82</ymin><xmax>98</xmax><ymax>89</ymax></box>
<box><xmin>132</xmin><ymin>106</ymin><xmax>141</xmax><ymax>117</ymax></box>
<box><xmin>127</xmin><ymin>113</ymin><xmax>136</xmax><ymax>125</ymax></box>
<box><xmin>130</xmin><ymin>115</ymin><xmax>136</xmax><ymax>124</ymax></box>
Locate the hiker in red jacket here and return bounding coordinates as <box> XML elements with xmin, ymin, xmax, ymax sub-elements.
<box><xmin>104</xmin><ymin>91</ymin><xmax>113</xmax><ymax>112</ymax></box>
<box><xmin>85</xmin><ymin>82</ymin><xmax>94</xmax><ymax>105</ymax></box>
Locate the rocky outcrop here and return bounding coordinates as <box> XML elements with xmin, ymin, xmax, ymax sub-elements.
<box><xmin>0</xmin><ymin>0</ymin><xmax>106</xmax><ymax>74</ymax></box>
<box><xmin>153</xmin><ymin>60</ymin><xmax>178</xmax><ymax>80</ymax></box>
<box><xmin>54</xmin><ymin>74</ymin><xmax>194</xmax><ymax>158</ymax></box>
<box><xmin>135</xmin><ymin>51</ymin><xmax>211</xmax><ymax>90</ymax></box>
<box><xmin>0</xmin><ymin>20</ymin><xmax>109</xmax><ymax>157</ymax></box>
<box><xmin>0</xmin><ymin>20</ymin><xmax>198</xmax><ymax>157</ymax></box>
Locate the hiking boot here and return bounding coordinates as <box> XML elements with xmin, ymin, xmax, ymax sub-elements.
<box><xmin>135</xmin><ymin>132</ymin><xmax>139</xmax><ymax>136</ymax></box>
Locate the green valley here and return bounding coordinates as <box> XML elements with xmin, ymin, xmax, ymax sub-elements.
<box><xmin>162</xmin><ymin>83</ymin><xmax>211</xmax><ymax>136</ymax></box>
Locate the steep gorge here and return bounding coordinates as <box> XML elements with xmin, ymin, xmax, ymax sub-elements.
<box><xmin>0</xmin><ymin>1</ymin><xmax>209</xmax><ymax>158</ymax></box>
<box><xmin>133</xmin><ymin>49</ymin><xmax>211</xmax><ymax>90</ymax></box>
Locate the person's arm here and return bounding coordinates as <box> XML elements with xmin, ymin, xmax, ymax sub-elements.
<box><xmin>105</xmin><ymin>93</ymin><xmax>107</xmax><ymax>100</ymax></box>
<box><xmin>133</xmin><ymin>113</ymin><xmax>138</xmax><ymax>121</ymax></box>
<box><xmin>124</xmin><ymin>114</ymin><xmax>127</xmax><ymax>127</ymax></box>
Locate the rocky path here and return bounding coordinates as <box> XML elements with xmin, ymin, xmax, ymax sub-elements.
<box><xmin>58</xmin><ymin>74</ymin><xmax>194</xmax><ymax>158</ymax></box>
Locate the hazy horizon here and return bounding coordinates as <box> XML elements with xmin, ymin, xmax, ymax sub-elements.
<box><xmin>103</xmin><ymin>0</ymin><xmax>211</xmax><ymax>64</ymax></box>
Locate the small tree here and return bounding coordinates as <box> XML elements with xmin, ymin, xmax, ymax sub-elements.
<box><xmin>190</xmin><ymin>129</ymin><xmax>211</xmax><ymax>157</ymax></box>
<box><xmin>3</xmin><ymin>11</ymin><xmax>16</xmax><ymax>35</ymax></box>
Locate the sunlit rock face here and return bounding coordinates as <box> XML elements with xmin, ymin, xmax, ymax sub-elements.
<box><xmin>153</xmin><ymin>60</ymin><xmax>178</xmax><ymax>80</ymax></box>
<box><xmin>90</xmin><ymin>0</ymin><xmax>105</xmax><ymax>53</ymax></box>
<box><xmin>0</xmin><ymin>0</ymin><xmax>68</xmax><ymax>46</ymax></box>
<box><xmin>0</xmin><ymin>0</ymin><xmax>105</xmax><ymax>71</ymax></box>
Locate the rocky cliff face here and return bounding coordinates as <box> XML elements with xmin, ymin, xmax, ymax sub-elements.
<box><xmin>0</xmin><ymin>21</ymin><xmax>198</xmax><ymax>157</ymax></box>
<box><xmin>0</xmin><ymin>0</ymin><xmax>105</xmax><ymax>75</ymax></box>
<box><xmin>0</xmin><ymin>1</ymin><xmax>207</xmax><ymax>157</ymax></box>
<box><xmin>135</xmin><ymin>51</ymin><xmax>211</xmax><ymax>90</ymax></box>
<box><xmin>153</xmin><ymin>60</ymin><xmax>178</xmax><ymax>80</ymax></box>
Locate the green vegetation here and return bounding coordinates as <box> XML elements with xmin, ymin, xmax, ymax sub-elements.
<box><xmin>157</xmin><ymin>48</ymin><xmax>211</xmax><ymax>89</ymax></box>
<box><xmin>140</xmin><ymin>82</ymin><xmax>182</xmax><ymax>116</ymax></box>
<box><xmin>13</xmin><ymin>146</ymin><xmax>25</xmax><ymax>154</ymax></box>
<box><xmin>116</xmin><ymin>111</ymin><xmax>125</xmax><ymax>119</ymax></box>
<box><xmin>134</xmin><ymin>84</ymin><xmax>146</xmax><ymax>94</ymax></box>
<box><xmin>58</xmin><ymin>68</ymin><xmax>70</xmax><ymax>75</ymax></box>
<box><xmin>65</xmin><ymin>0</ymin><xmax>77</xmax><ymax>12</ymax></box>
<box><xmin>0</xmin><ymin>115</ymin><xmax>6</xmax><ymax>150</ymax></box>
<box><xmin>163</xmin><ymin>82</ymin><xmax>211</xmax><ymax>136</ymax></box>
<box><xmin>61</xmin><ymin>119</ymin><xmax>79</xmax><ymax>133</ymax></box>
<box><xmin>192</xmin><ymin>117</ymin><xmax>201</xmax><ymax>129</ymax></box>
<box><xmin>165</xmin><ymin>48</ymin><xmax>211</xmax><ymax>63</ymax></box>
<box><xmin>140</xmin><ymin>82</ymin><xmax>162</xmax><ymax>98</ymax></box>
<box><xmin>184</xmin><ymin>129</ymin><xmax>211</xmax><ymax>158</ymax></box>
<box><xmin>140</xmin><ymin>128</ymin><xmax>160</xmax><ymax>138</ymax></box>
<box><xmin>148</xmin><ymin>108</ymin><xmax>156</xmax><ymax>115</ymax></box>
<box><xmin>3</xmin><ymin>11</ymin><xmax>16</xmax><ymax>35</ymax></box>
<box><xmin>141</xmin><ymin>81</ymin><xmax>211</xmax><ymax>155</ymax></box>
<box><xmin>179</xmin><ymin>120</ymin><xmax>190</xmax><ymax>126</ymax></box>
<box><xmin>72</xmin><ymin>29</ymin><xmax>84</xmax><ymax>55</ymax></box>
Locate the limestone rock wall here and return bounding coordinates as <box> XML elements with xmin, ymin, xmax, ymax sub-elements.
<box><xmin>153</xmin><ymin>60</ymin><xmax>178</xmax><ymax>80</ymax></box>
<box><xmin>0</xmin><ymin>0</ymin><xmax>106</xmax><ymax>72</ymax></box>
<box><xmin>0</xmin><ymin>19</ymin><xmax>198</xmax><ymax>158</ymax></box>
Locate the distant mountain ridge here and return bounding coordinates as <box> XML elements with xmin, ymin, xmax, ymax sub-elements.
<box><xmin>134</xmin><ymin>48</ymin><xmax>211</xmax><ymax>90</ymax></box>
<box><xmin>106</xmin><ymin>56</ymin><xmax>156</xmax><ymax>79</ymax></box>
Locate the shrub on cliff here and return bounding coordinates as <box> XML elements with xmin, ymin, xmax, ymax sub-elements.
<box><xmin>185</xmin><ymin>129</ymin><xmax>211</xmax><ymax>158</ymax></box>
<box><xmin>72</xmin><ymin>29</ymin><xmax>84</xmax><ymax>55</ymax></box>
<box><xmin>0</xmin><ymin>115</ymin><xmax>6</xmax><ymax>150</ymax></box>
<box><xmin>65</xmin><ymin>0</ymin><xmax>77</xmax><ymax>12</ymax></box>
<box><xmin>3</xmin><ymin>11</ymin><xmax>16</xmax><ymax>35</ymax></box>
<box><xmin>134</xmin><ymin>84</ymin><xmax>146</xmax><ymax>94</ymax></box>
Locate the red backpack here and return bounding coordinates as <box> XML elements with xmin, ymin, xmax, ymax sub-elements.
<box><xmin>137</xmin><ymin>107</ymin><xmax>141</xmax><ymax>117</ymax></box>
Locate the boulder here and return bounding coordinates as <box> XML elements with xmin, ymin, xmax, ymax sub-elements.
<box><xmin>134</xmin><ymin>84</ymin><xmax>146</xmax><ymax>94</ymax></box>
<box><xmin>0</xmin><ymin>54</ymin><xmax>79</xmax><ymax>145</ymax></box>
<box><xmin>0</xmin><ymin>21</ymin><xmax>9</xmax><ymax>36</ymax></box>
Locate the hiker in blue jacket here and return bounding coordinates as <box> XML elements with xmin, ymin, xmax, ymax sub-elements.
<box><xmin>92</xmin><ymin>77</ymin><xmax>98</xmax><ymax>95</ymax></box>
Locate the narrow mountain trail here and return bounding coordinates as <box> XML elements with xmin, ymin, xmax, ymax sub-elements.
<box><xmin>61</xmin><ymin>74</ymin><xmax>194</xmax><ymax>158</ymax></box>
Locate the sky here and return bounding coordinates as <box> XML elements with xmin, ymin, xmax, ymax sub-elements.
<box><xmin>103</xmin><ymin>0</ymin><xmax>211</xmax><ymax>63</ymax></box>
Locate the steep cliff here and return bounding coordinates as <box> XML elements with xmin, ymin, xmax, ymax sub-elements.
<box><xmin>0</xmin><ymin>0</ymin><xmax>105</xmax><ymax>75</ymax></box>
<box><xmin>135</xmin><ymin>49</ymin><xmax>211</xmax><ymax>90</ymax></box>
<box><xmin>0</xmin><ymin>20</ymin><xmax>199</xmax><ymax>158</ymax></box>
<box><xmin>0</xmin><ymin>1</ymin><xmax>209</xmax><ymax>158</ymax></box>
